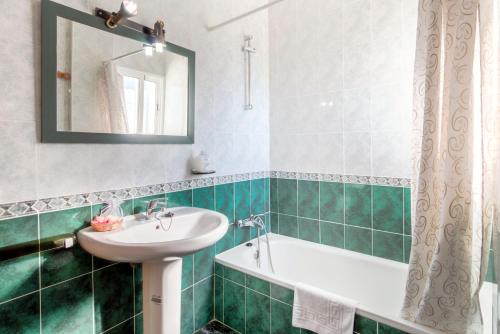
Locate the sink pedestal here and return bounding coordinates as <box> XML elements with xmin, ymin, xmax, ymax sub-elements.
<box><xmin>143</xmin><ymin>258</ymin><xmax>183</xmax><ymax>334</ymax></box>
<box><xmin>77</xmin><ymin>207</ymin><xmax>229</xmax><ymax>333</ymax></box>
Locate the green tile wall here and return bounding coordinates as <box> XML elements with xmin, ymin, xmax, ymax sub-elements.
<box><xmin>270</xmin><ymin>178</ymin><xmax>412</xmax><ymax>264</ymax></box>
<box><xmin>214</xmin><ymin>264</ymin><xmax>410</xmax><ymax>334</ymax></box>
<box><xmin>270</xmin><ymin>177</ymin><xmax>498</xmax><ymax>286</ymax></box>
<box><xmin>0</xmin><ymin>205</ymin><xmax>142</xmax><ymax>334</ymax></box>
<box><xmin>2</xmin><ymin>176</ymin><xmax>495</xmax><ymax>334</ymax></box>
<box><xmin>0</xmin><ymin>178</ymin><xmax>269</xmax><ymax>334</ymax></box>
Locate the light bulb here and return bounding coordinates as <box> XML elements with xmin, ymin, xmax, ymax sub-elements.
<box><xmin>122</xmin><ymin>0</ymin><xmax>138</xmax><ymax>16</ymax></box>
<box><xmin>154</xmin><ymin>42</ymin><xmax>164</xmax><ymax>53</ymax></box>
<box><xmin>144</xmin><ymin>45</ymin><xmax>153</xmax><ymax>56</ymax></box>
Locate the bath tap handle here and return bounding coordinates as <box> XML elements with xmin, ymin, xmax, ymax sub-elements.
<box><xmin>236</xmin><ymin>215</ymin><xmax>265</xmax><ymax>230</ymax></box>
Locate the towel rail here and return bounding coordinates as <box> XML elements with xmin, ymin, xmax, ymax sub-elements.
<box><xmin>0</xmin><ymin>233</ymin><xmax>77</xmax><ymax>261</ymax></box>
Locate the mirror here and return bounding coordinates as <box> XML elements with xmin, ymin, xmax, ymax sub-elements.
<box><xmin>42</xmin><ymin>0</ymin><xmax>195</xmax><ymax>144</ymax></box>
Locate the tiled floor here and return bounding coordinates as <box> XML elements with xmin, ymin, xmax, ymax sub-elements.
<box><xmin>196</xmin><ymin>320</ymin><xmax>238</xmax><ymax>334</ymax></box>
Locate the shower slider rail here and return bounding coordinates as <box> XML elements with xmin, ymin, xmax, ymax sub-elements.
<box><xmin>243</xmin><ymin>35</ymin><xmax>256</xmax><ymax>110</ymax></box>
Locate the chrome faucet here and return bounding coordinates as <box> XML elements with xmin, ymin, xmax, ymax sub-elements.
<box><xmin>144</xmin><ymin>199</ymin><xmax>167</xmax><ymax>219</ymax></box>
<box><xmin>236</xmin><ymin>215</ymin><xmax>265</xmax><ymax>229</ymax></box>
<box><xmin>236</xmin><ymin>215</ymin><xmax>275</xmax><ymax>273</ymax></box>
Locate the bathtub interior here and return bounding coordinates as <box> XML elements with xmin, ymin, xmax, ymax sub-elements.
<box><xmin>215</xmin><ymin>233</ymin><xmax>496</xmax><ymax>334</ymax></box>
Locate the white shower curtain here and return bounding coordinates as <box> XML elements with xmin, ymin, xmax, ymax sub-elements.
<box><xmin>401</xmin><ymin>0</ymin><xmax>500</xmax><ymax>333</ymax></box>
<box><xmin>97</xmin><ymin>62</ymin><xmax>129</xmax><ymax>133</ymax></box>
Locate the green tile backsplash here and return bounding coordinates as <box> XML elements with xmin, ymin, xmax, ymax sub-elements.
<box><xmin>298</xmin><ymin>181</ymin><xmax>319</xmax><ymax>219</ymax></box>
<box><xmin>319</xmin><ymin>182</ymin><xmax>344</xmax><ymax>223</ymax></box>
<box><xmin>0</xmin><ymin>292</ymin><xmax>40</xmax><ymax>334</ymax></box>
<box><xmin>0</xmin><ymin>253</ymin><xmax>39</xmax><ymax>303</ymax></box>
<box><xmin>345</xmin><ymin>225</ymin><xmax>372</xmax><ymax>255</ymax></box>
<box><xmin>298</xmin><ymin>217</ymin><xmax>320</xmax><ymax>243</ymax></box>
<box><xmin>345</xmin><ymin>184</ymin><xmax>372</xmax><ymax>228</ymax></box>
<box><xmin>277</xmin><ymin>178</ymin><xmax>297</xmax><ymax>215</ymax></box>
<box><xmin>235</xmin><ymin>181</ymin><xmax>251</xmax><ymax>220</ymax></box>
<box><xmin>0</xmin><ymin>214</ymin><xmax>38</xmax><ymax>248</ymax></box>
<box><xmin>40</xmin><ymin>206</ymin><xmax>92</xmax><ymax>239</ymax></box>
<box><xmin>194</xmin><ymin>276</ymin><xmax>214</xmax><ymax>329</ymax></box>
<box><xmin>0</xmin><ymin>174</ymin><xmax>426</xmax><ymax>334</ymax></box>
<box><xmin>373</xmin><ymin>231</ymin><xmax>404</xmax><ymax>262</ymax></box>
<box><xmin>271</xmin><ymin>177</ymin><xmax>411</xmax><ymax>263</ymax></box>
<box><xmin>0</xmin><ymin>178</ymin><xmax>269</xmax><ymax>334</ymax></box>
<box><xmin>372</xmin><ymin>186</ymin><xmax>404</xmax><ymax>234</ymax></box>
<box><xmin>40</xmin><ymin>246</ymin><xmax>92</xmax><ymax>287</ymax></box>
<box><xmin>94</xmin><ymin>263</ymin><xmax>135</xmax><ymax>333</ymax></box>
<box><xmin>6</xmin><ymin>174</ymin><xmax>493</xmax><ymax>334</ymax></box>
<box><xmin>215</xmin><ymin>183</ymin><xmax>235</xmax><ymax>222</ymax></box>
<box><xmin>42</xmin><ymin>274</ymin><xmax>94</xmax><ymax>334</ymax></box>
<box><xmin>193</xmin><ymin>186</ymin><xmax>215</xmax><ymax>210</ymax></box>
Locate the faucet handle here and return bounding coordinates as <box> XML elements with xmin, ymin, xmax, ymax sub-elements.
<box><xmin>146</xmin><ymin>200</ymin><xmax>158</xmax><ymax>212</ymax></box>
<box><xmin>236</xmin><ymin>215</ymin><xmax>265</xmax><ymax>229</ymax></box>
<box><xmin>253</xmin><ymin>215</ymin><xmax>265</xmax><ymax>229</ymax></box>
<box><xmin>145</xmin><ymin>199</ymin><xmax>167</xmax><ymax>216</ymax></box>
<box><xmin>144</xmin><ymin>199</ymin><xmax>167</xmax><ymax>207</ymax></box>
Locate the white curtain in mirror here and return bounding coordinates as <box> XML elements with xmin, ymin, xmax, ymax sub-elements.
<box><xmin>97</xmin><ymin>62</ymin><xmax>129</xmax><ymax>133</ymax></box>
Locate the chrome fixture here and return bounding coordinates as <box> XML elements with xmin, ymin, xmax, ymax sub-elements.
<box><xmin>145</xmin><ymin>199</ymin><xmax>167</xmax><ymax>219</ymax></box>
<box><xmin>242</xmin><ymin>35</ymin><xmax>256</xmax><ymax>110</ymax></box>
<box><xmin>236</xmin><ymin>215</ymin><xmax>275</xmax><ymax>273</ymax></box>
<box><xmin>140</xmin><ymin>199</ymin><xmax>176</xmax><ymax>231</ymax></box>
<box><xmin>104</xmin><ymin>0</ymin><xmax>138</xmax><ymax>29</ymax></box>
<box><xmin>237</xmin><ymin>214</ymin><xmax>265</xmax><ymax>229</ymax></box>
<box><xmin>152</xmin><ymin>21</ymin><xmax>166</xmax><ymax>53</ymax></box>
<box><xmin>143</xmin><ymin>44</ymin><xmax>153</xmax><ymax>56</ymax></box>
<box><xmin>95</xmin><ymin>3</ymin><xmax>167</xmax><ymax>55</ymax></box>
<box><xmin>0</xmin><ymin>233</ymin><xmax>76</xmax><ymax>262</ymax></box>
<box><xmin>53</xmin><ymin>235</ymin><xmax>77</xmax><ymax>250</ymax></box>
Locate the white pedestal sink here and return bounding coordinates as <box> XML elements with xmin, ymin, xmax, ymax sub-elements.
<box><xmin>77</xmin><ymin>207</ymin><xmax>229</xmax><ymax>334</ymax></box>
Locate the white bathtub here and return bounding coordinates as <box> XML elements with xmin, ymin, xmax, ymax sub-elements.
<box><xmin>215</xmin><ymin>234</ymin><xmax>495</xmax><ymax>334</ymax></box>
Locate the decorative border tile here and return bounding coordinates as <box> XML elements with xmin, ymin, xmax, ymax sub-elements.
<box><xmin>234</xmin><ymin>173</ymin><xmax>251</xmax><ymax>182</ymax></box>
<box><xmin>0</xmin><ymin>172</ymin><xmax>269</xmax><ymax>220</ymax></box>
<box><xmin>297</xmin><ymin>172</ymin><xmax>320</xmax><ymax>181</ymax></box>
<box><xmin>271</xmin><ymin>171</ymin><xmax>410</xmax><ymax>187</ymax></box>
<box><xmin>0</xmin><ymin>171</ymin><xmax>411</xmax><ymax>220</ymax></box>
<box><xmin>214</xmin><ymin>175</ymin><xmax>234</xmax><ymax>185</ymax></box>
<box><xmin>319</xmin><ymin>174</ymin><xmax>343</xmax><ymax>182</ymax></box>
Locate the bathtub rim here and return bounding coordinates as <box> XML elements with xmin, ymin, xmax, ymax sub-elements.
<box><xmin>215</xmin><ymin>233</ymin><xmax>496</xmax><ymax>334</ymax></box>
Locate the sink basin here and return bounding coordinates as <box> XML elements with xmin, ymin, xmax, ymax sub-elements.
<box><xmin>78</xmin><ymin>206</ymin><xmax>228</xmax><ymax>263</ymax></box>
<box><xmin>77</xmin><ymin>206</ymin><xmax>229</xmax><ymax>334</ymax></box>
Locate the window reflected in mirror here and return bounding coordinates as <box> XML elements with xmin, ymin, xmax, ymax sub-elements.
<box><xmin>56</xmin><ymin>17</ymin><xmax>189</xmax><ymax>136</ymax></box>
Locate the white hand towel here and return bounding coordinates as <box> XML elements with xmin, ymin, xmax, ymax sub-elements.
<box><xmin>292</xmin><ymin>283</ymin><xmax>358</xmax><ymax>334</ymax></box>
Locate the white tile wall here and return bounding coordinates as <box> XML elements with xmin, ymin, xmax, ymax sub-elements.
<box><xmin>0</xmin><ymin>0</ymin><xmax>419</xmax><ymax>203</ymax></box>
<box><xmin>269</xmin><ymin>0</ymin><xmax>418</xmax><ymax>179</ymax></box>
<box><xmin>0</xmin><ymin>0</ymin><xmax>270</xmax><ymax>203</ymax></box>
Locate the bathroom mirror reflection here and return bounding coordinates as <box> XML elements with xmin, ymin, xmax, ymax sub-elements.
<box><xmin>42</xmin><ymin>0</ymin><xmax>194</xmax><ymax>144</ymax></box>
<box><xmin>57</xmin><ymin>18</ymin><xmax>189</xmax><ymax>136</ymax></box>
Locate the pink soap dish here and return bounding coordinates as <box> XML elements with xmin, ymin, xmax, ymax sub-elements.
<box><xmin>91</xmin><ymin>216</ymin><xmax>123</xmax><ymax>232</ymax></box>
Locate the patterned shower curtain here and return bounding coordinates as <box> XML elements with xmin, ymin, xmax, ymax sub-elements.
<box><xmin>401</xmin><ymin>0</ymin><xmax>500</xmax><ymax>333</ymax></box>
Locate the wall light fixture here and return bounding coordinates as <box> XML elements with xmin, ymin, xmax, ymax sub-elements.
<box><xmin>104</xmin><ymin>0</ymin><xmax>138</xmax><ymax>29</ymax></box>
<box><xmin>153</xmin><ymin>21</ymin><xmax>165</xmax><ymax>53</ymax></box>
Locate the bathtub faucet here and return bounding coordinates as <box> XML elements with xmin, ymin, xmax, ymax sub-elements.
<box><xmin>236</xmin><ymin>215</ymin><xmax>265</xmax><ymax>229</ymax></box>
<box><xmin>236</xmin><ymin>215</ymin><xmax>275</xmax><ymax>273</ymax></box>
